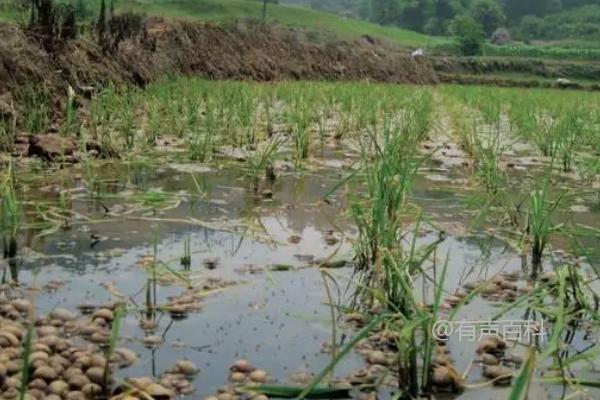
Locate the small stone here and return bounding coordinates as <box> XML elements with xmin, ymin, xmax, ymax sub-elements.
<box><xmin>113</xmin><ymin>348</ymin><xmax>138</xmax><ymax>367</ymax></box>
<box><xmin>48</xmin><ymin>380</ymin><xmax>69</xmax><ymax>395</ymax></box>
<box><xmin>33</xmin><ymin>365</ymin><xmax>58</xmax><ymax>381</ymax></box>
<box><xmin>231</xmin><ymin>359</ymin><xmax>252</xmax><ymax>373</ymax></box>
<box><xmin>11</xmin><ymin>299</ymin><xmax>32</xmax><ymax>313</ymax></box>
<box><xmin>92</xmin><ymin>308</ymin><xmax>114</xmax><ymax>321</ymax></box>
<box><xmin>230</xmin><ymin>372</ymin><xmax>246</xmax><ymax>383</ymax></box>
<box><xmin>49</xmin><ymin>308</ymin><xmax>75</xmax><ymax>321</ymax></box>
<box><xmin>0</xmin><ymin>331</ymin><xmax>20</xmax><ymax>347</ymax></box>
<box><xmin>481</xmin><ymin>353</ymin><xmax>499</xmax><ymax>366</ymax></box>
<box><xmin>65</xmin><ymin>391</ymin><xmax>86</xmax><ymax>400</ymax></box>
<box><xmin>67</xmin><ymin>374</ymin><xmax>90</xmax><ymax>389</ymax></box>
<box><xmin>249</xmin><ymin>369</ymin><xmax>268</xmax><ymax>383</ymax></box>
<box><xmin>431</xmin><ymin>366</ymin><xmax>452</xmax><ymax>387</ymax></box>
<box><xmin>127</xmin><ymin>376</ymin><xmax>154</xmax><ymax>389</ymax></box>
<box><xmin>81</xmin><ymin>383</ymin><xmax>102</xmax><ymax>397</ymax></box>
<box><xmin>85</xmin><ymin>367</ymin><xmax>105</xmax><ymax>385</ymax></box>
<box><xmin>287</xmin><ymin>235</ymin><xmax>302</xmax><ymax>244</ymax></box>
<box><xmin>482</xmin><ymin>365</ymin><xmax>513</xmax><ymax>385</ymax></box>
<box><xmin>89</xmin><ymin>354</ymin><xmax>108</xmax><ymax>368</ymax></box>
<box><xmin>28</xmin><ymin>378</ymin><xmax>47</xmax><ymax>391</ymax></box>
<box><xmin>145</xmin><ymin>383</ymin><xmax>175</xmax><ymax>399</ymax></box>
<box><xmin>477</xmin><ymin>339</ymin><xmax>500</xmax><ymax>354</ymax></box>
<box><xmin>541</xmin><ymin>271</ymin><xmax>556</xmax><ymax>283</ymax></box>
<box><xmin>37</xmin><ymin>325</ymin><xmax>59</xmax><ymax>337</ymax></box>
<box><xmin>366</xmin><ymin>351</ymin><xmax>389</xmax><ymax>366</ymax></box>
<box><xmin>143</xmin><ymin>335</ymin><xmax>163</xmax><ymax>348</ymax></box>
<box><xmin>175</xmin><ymin>359</ymin><xmax>199</xmax><ymax>375</ymax></box>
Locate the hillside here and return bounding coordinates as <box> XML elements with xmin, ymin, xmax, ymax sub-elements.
<box><xmin>112</xmin><ymin>0</ymin><xmax>445</xmax><ymax>48</ymax></box>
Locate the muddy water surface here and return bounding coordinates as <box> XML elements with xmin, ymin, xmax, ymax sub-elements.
<box><xmin>3</xmin><ymin>154</ymin><xmax>599</xmax><ymax>399</ymax></box>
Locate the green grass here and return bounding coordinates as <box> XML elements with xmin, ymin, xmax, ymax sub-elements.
<box><xmin>116</xmin><ymin>0</ymin><xmax>442</xmax><ymax>48</ymax></box>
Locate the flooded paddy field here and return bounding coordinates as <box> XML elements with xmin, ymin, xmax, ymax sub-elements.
<box><xmin>1</xmin><ymin>80</ymin><xmax>599</xmax><ymax>400</ymax></box>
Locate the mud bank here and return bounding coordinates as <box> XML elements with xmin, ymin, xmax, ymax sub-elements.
<box><xmin>0</xmin><ymin>18</ymin><xmax>436</xmax><ymax>124</ymax></box>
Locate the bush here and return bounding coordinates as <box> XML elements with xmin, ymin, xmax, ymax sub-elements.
<box><xmin>451</xmin><ymin>15</ymin><xmax>486</xmax><ymax>56</ymax></box>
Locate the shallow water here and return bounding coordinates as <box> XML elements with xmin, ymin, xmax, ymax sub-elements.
<box><xmin>2</xmin><ymin>149</ymin><xmax>599</xmax><ymax>399</ymax></box>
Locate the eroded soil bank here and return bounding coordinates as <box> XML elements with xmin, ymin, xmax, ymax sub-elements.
<box><xmin>0</xmin><ymin>17</ymin><xmax>436</xmax><ymax>127</ymax></box>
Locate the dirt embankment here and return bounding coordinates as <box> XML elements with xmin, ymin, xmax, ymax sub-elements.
<box><xmin>0</xmin><ymin>18</ymin><xmax>437</xmax><ymax>126</ymax></box>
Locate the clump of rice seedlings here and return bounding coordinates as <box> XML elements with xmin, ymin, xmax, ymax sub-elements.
<box><xmin>0</xmin><ymin>98</ymin><xmax>17</xmax><ymax>152</ymax></box>
<box><xmin>82</xmin><ymin>155</ymin><xmax>100</xmax><ymax>197</ymax></box>
<box><xmin>62</xmin><ymin>84</ymin><xmax>77</xmax><ymax>136</ymax></box>
<box><xmin>555</xmin><ymin>106</ymin><xmax>585</xmax><ymax>173</ymax></box>
<box><xmin>475</xmin><ymin>142</ymin><xmax>505</xmax><ymax>194</ymax></box>
<box><xmin>244</xmin><ymin>135</ymin><xmax>285</xmax><ymax>194</ymax></box>
<box><xmin>527</xmin><ymin>177</ymin><xmax>566</xmax><ymax>274</ymax></box>
<box><xmin>15</xmin><ymin>84</ymin><xmax>50</xmax><ymax>134</ymax></box>
<box><xmin>348</xmin><ymin>91</ymin><xmax>435</xmax><ymax>311</ymax></box>
<box><xmin>443</xmin><ymin>92</ymin><xmax>478</xmax><ymax>156</ymax></box>
<box><xmin>0</xmin><ymin>121</ymin><xmax>15</xmax><ymax>152</ymax></box>
<box><xmin>508</xmin><ymin>95</ymin><xmax>537</xmax><ymax>141</ymax></box>
<box><xmin>287</xmin><ymin>97</ymin><xmax>313</xmax><ymax>166</ymax></box>
<box><xmin>189</xmin><ymin>99</ymin><xmax>216</xmax><ymax>162</ymax></box>
<box><xmin>117</xmin><ymin>93</ymin><xmax>138</xmax><ymax>150</ymax></box>
<box><xmin>145</xmin><ymin>101</ymin><xmax>162</xmax><ymax>146</ymax></box>
<box><xmin>88</xmin><ymin>85</ymin><xmax>123</xmax><ymax>155</ymax></box>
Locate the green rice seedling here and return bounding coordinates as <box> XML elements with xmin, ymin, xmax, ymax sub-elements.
<box><xmin>531</xmin><ymin>106</ymin><xmax>560</xmax><ymax>158</ymax></box>
<box><xmin>82</xmin><ymin>156</ymin><xmax>100</xmax><ymax>197</ymax></box>
<box><xmin>1</xmin><ymin>162</ymin><xmax>21</xmax><ymax>261</ymax></box>
<box><xmin>0</xmin><ymin>96</ymin><xmax>17</xmax><ymax>152</ymax></box>
<box><xmin>145</xmin><ymin>101</ymin><xmax>162</xmax><ymax>146</ymax></box>
<box><xmin>15</xmin><ymin>84</ymin><xmax>50</xmax><ymax>134</ymax></box>
<box><xmin>62</xmin><ymin>84</ymin><xmax>77</xmax><ymax>137</ymax></box>
<box><xmin>407</xmin><ymin>90</ymin><xmax>434</xmax><ymax>141</ymax></box>
<box><xmin>189</xmin><ymin>99</ymin><xmax>217</xmax><ymax>162</ymax></box>
<box><xmin>473</xmin><ymin>124</ymin><xmax>506</xmax><ymax>194</ymax></box>
<box><xmin>508</xmin><ymin>347</ymin><xmax>536</xmax><ymax>400</ymax></box>
<box><xmin>118</xmin><ymin>97</ymin><xmax>138</xmax><ymax>151</ymax></box>
<box><xmin>0</xmin><ymin>120</ymin><xmax>16</xmax><ymax>152</ymax></box>
<box><xmin>18</xmin><ymin>297</ymin><xmax>35</xmax><ymax>400</ymax></box>
<box><xmin>103</xmin><ymin>304</ymin><xmax>124</xmax><ymax>394</ymax></box>
<box><xmin>286</xmin><ymin>94</ymin><xmax>314</xmax><ymax>166</ymax></box>
<box><xmin>526</xmin><ymin>175</ymin><xmax>566</xmax><ymax>274</ymax></box>
<box><xmin>508</xmin><ymin>95</ymin><xmax>538</xmax><ymax>141</ymax></box>
<box><xmin>244</xmin><ymin>135</ymin><xmax>285</xmax><ymax>193</ymax></box>
<box><xmin>555</xmin><ymin>106</ymin><xmax>585</xmax><ymax>173</ymax></box>
<box><xmin>348</xmin><ymin>97</ymin><xmax>431</xmax><ymax>304</ymax></box>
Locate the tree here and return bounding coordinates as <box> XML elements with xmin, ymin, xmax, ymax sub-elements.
<box><xmin>470</xmin><ymin>0</ymin><xmax>506</xmax><ymax>36</ymax></box>
<box><xmin>504</xmin><ymin>0</ymin><xmax>561</xmax><ymax>22</ymax></box>
<box><xmin>451</xmin><ymin>15</ymin><xmax>486</xmax><ymax>55</ymax></box>
<box><xmin>97</xmin><ymin>0</ymin><xmax>106</xmax><ymax>40</ymax></box>
<box><xmin>518</xmin><ymin>15</ymin><xmax>544</xmax><ymax>39</ymax></box>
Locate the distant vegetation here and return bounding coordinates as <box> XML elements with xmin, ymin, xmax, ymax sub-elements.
<box><xmin>287</xmin><ymin>0</ymin><xmax>600</xmax><ymax>52</ymax></box>
<box><xmin>3</xmin><ymin>0</ymin><xmax>600</xmax><ymax>60</ymax></box>
<box><xmin>0</xmin><ymin>0</ymin><xmax>445</xmax><ymax>48</ymax></box>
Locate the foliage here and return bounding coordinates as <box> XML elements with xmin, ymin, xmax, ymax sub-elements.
<box><xmin>469</xmin><ymin>0</ymin><xmax>505</xmax><ymax>36</ymax></box>
<box><xmin>450</xmin><ymin>14</ymin><xmax>485</xmax><ymax>55</ymax></box>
